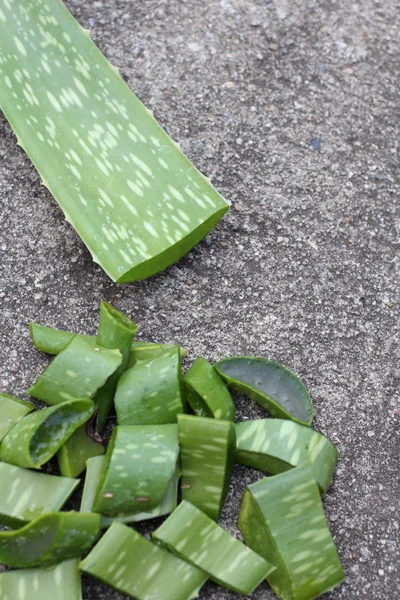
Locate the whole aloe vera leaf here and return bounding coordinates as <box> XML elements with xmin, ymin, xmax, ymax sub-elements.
<box><xmin>0</xmin><ymin>0</ymin><xmax>229</xmax><ymax>283</ymax></box>
<box><xmin>0</xmin><ymin>559</ymin><xmax>82</xmax><ymax>600</ymax></box>
<box><xmin>236</xmin><ymin>419</ymin><xmax>337</xmax><ymax>493</ymax></box>
<box><xmin>153</xmin><ymin>500</ymin><xmax>275</xmax><ymax>595</ymax></box>
<box><xmin>0</xmin><ymin>399</ymin><xmax>95</xmax><ymax>469</ymax></box>
<box><xmin>57</xmin><ymin>420</ymin><xmax>105</xmax><ymax>478</ymax></box>
<box><xmin>178</xmin><ymin>414</ymin><xmax>235</xmax><ymax>521</ymax></box>
<box><xmin>183</xmin><ymin>357</ymin><xmax>235</xmax><ymax>420</ymax></box>
<box><xmin>0</xmin><ymin>511</ymin><xmax>100</xmax><ymax>568</ymax></box>
<box><xmin>80</xmin><ymin>521</ymin><xmax>208</xmax><ymax>600</ymax></box>
<box><xmin>215</xmin><ymin>357</ymin><xmax>314</xmax><ymax>426</ymax></box>
<box><xmin>115</xmin><ymin>346</ymin><xmax>185</xmax><ymax>425</ymax></box>
<box><xmin>0</xmin><ymin>393</ymin><xmax>34</xmax><ymax>442</ymax></box>
<box><xmin>0</xmin><ymin>462</ymin><xmax>79</xmax><ymax>528</ymax></box>
<box><xmin>238</xmin><ymin>466</ymin><xmax>345</xmax><ymax>600</ymax></box>
<box><xmin>92</xmin><ymin>424</ymin><xmax>179</xmax><ymax>515</ymax></box>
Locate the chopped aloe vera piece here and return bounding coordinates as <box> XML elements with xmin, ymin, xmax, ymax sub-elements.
<box><xmin>236</xmin><ymin>419</ymin><xmax>337</xmax><ymax>493</ymax></box>
<box><xmin>57</xmin><ymin>419</ymin><xmax>105</xmax><ymax>478</ymax></box>
<box><xmin>29</xmin><ymin>323</ymin><xmax>78</xmax><ymax>354</ymax></box>
<box><xmin>178</xmin><ymin>415</ymin><xmax>235</xmax><ymax>521</ymax></box>
<box><xmin>127</xmin><ymin>341</ymin><xmax>188</xmax><ymax>369</ymax></box>
<box><xmin>0</xmin><ymin>399</ymin><xmax>95</xmax><ymax>469</ymax></box>
<box><xmin>28</xmin><ymin>336</ymin><xmax>122</xmax><ymax>405</ymax></box>
<box><xmin>0</xmin><ymin>559</ymin><xmax>82</xmax><ymax>600</ymax></box>
<box><xmin>184</xmin><ymin>357</ymin><xmax>235</xmax><ymax>420</ymax></box>
<box><xmin>80</xmin><ymin>521</ymin><xmax>208</xmax><ymax>600</ymax></box>
<box><xmin>93</xmin><ymin>425</ymin><xmax>179</xmax><ymax>515</ymax></box>
<box><xmin>0</xmin><ymin>393</ymin><xmax>34</xmax><ymax>442</ymax></box>
<box><xmin>239</xmin><ymin>466</ymin><xmax>345</xmax><ymax>600</ymax></box>
<box><xmin>153</xmin><ymin>500</ymin><xmax>275</xmax><ymax>595</ymax></box>
<box><xmin>215</xmin><ymin>356</ymin><xmax>314</xmax><ymax>426</ymax></box>
<box><xmin>0</xmin><ymin>511</ymin><xmax>100</xmax><ymax>568</ymax></box>
<box><xmin>115</xmin><ymin>346</ymin><xmax>185</xmax><ymax>425</ymax></box>
<box><xmin>0</xmin><ymin>0</ymin><xmax>229</xmax><ymax>283</ymax></box>
<box><xmin>0</xmin><ymin>462</ymin><xmax>79</xmax><ymax>528</ymax></box>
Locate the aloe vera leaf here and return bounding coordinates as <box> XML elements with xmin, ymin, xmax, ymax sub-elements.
<box><xmin>80</xmin><ymin>521</ymin><xmax>208</xmax><ymax>600</ymax></box>
<box><xmin>127</xmin><ymin>341</ymin><xmax>188</xmax><ymax>369</ymax></box>
<box><xmin>0</xmin><ymin>393</ymin><xmax>34</xmax><ymax>442</ymax></box>
<box><xmin>0</xmin><ymin>0</ymin><xmax>229</xmax><ymax>283</ymax></box>
<box><xmin>0</xmin><ymin>511</ymin><xmax>100</xmax><ymax>568</ymax></box>
<box><xmin>238</xmin><ymin>466</ymin><xmax>345</xmax><ymax>600</ymax></box>
<box><xmin>236</xmin><ymin>419</ymin><xmax>337</xmax><ymax>493</ymax></box>
<box><xmin>215</xmin><ymin>357</ymin><xmax>314</xmax><ymax>426</ymax></box>
<box><xmin>178</xmin><ymin>414</ymin><xmax>235</xmax><ymax>521</ymax></box>
<box><xmin>0</xmin><ymin>399</ymin><xmax>95</xmax><ymax>469</ymax></box>
<box><xmin>115</xmin><ymin>346</ymin><xmax>185</xmax><ymax>426</ymax></box>
<box><xmin>183</xmin><ymin>357</ymin><xmax>235</xmax><ymax>420</ymax></box>
<box><xmin>0</xmin><ymin>559</ymin><xmax>82</xmax><ymax>600</ymax></box>
<box><xmin>92</xmin><ymin>425</ymin><xmax>179</xmax><ymax>515</ymax></box>
<box><xmin>153</xmin><ymin>500</ymin><xmax>275</xmax><ymax>595</ymax></box>
<box><xmin>0</xmin><ymin>462</ymin><xmax>79</xmax><ymax>528</ymax></box>
<box><xmin>28</xmin><ymin>336</ymin><xmax>122</xmax><ymax>405</ymax></box>
<box><xmin>56</xmin><ymin>420</ymin><xmax>105</xmax><ymax>478</ymax></box>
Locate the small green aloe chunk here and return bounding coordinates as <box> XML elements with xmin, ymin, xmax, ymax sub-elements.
<box><xmin>0</xmin><ymin>462</ymin><xmax>79</xmax><ymax>528</ymax></box>
<box><xmin>153</xmin><ymin>500</ymin><xmax>275</xmax><ymax>595</ymax></box>
<box><xmin>0</xmin><ymin>511</ymin><xmax>101</xmax><ymax>568</ymax></box>
<box><xmin>127</xmin><ymin>341</ymin><xmax>188</xmax><ymax>369</ymax></box>
<box><xmin>238</xmin><ymin>466</ymin><xmax>345</xmax><ymax>600</ymax></box>
<box><xmin>57</xmin><ymin>420</ymin><xmax>105</xmax><ymax>478</ymax></box>
<box><xmin>115</xmin><ymin>346</ymin><xmax>185</xmax><ymax>426</ymax></box>
<box><xmin>178</xmin><ymin>414</ymin><xmax>235</xmax><ymax>521</ymax></box>
<box><xmin>80</xmin><ymin>521</ymin><xmax>208</xmax><ymax>600</ymax></box>
<box><xmin>92</xmin><ymin>425</ymin><xmax>179</xmax><ymax>515</ymax></box>
<box><xmin>183</xmin><ymin>357</ymin><xmax>235</xmax><ymax>420</ymax></box>
<box><xmin>0</xmin><ymin>559</ymin><xmax>82</xmax><ymax>600</ymax></box>
<box><xmin>236</xmin><ymin>419</ymin><xmax>337</xmax><ymax>493</ymax></box>
<box><xmin>0</xmin><ymin>399</ymin><xmax>95</xmax><ymax>469</ymax></box>
<box><xmin>0</xmin><ymin>393</ymin><xmax>34</xmax><ymax>442</ymax></box>
<box><xmin>215</xmin><ymin>357</ymin><xmax>314</xmax><ymax>426</ymax></box>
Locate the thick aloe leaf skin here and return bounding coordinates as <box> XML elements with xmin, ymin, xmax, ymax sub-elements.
<box><xmin>153</xmin><ymin>500</ymin><xmax>275</xmax><ymax>595</ymax></box>
<box><xmin>0</xmin><ymin>393</ymin><xmax>34</xmax><ymax>442</ymax></box>
<box><xmin>215</xmin><ymin>357</ymin><xmax>314</xmax><ymax>426</ymax></box>
<box><xmin>183</xmin><ymin>357</ymin><xmax>235</xmax><ymax>420</ymax></box>
<box><xmin>57</xmin><ymin>422</ymin><xmax>105</xmax><ymax>478</ymax></box>
<box><xmin>238</xmin><ymin>467</ymin><xmax>345</xmax><ymax>600</ymax></box>
<box><xmin>0</xmin><ymin>0</ymin><xmax>229</xmax><ymax>283</ymax></box>
<box><xmin>235</xmin><ymin>419</ymin><xmax>338</xmax><ymax>493</ymax></box>
<box><xmin>80</xmin><ymin>521</ymin><xmax>208</xmax><ymax>600</ymax></box>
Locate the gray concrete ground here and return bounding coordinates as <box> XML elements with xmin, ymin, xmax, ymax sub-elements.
<box><xmin>0</xmin><ymin>0</ymin><xmax>399</xmax><ymax>598</ymax></box>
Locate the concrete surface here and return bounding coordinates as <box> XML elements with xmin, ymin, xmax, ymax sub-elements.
<box><xmin>0</xmin><ymin>0</ymin><xmax>399</xmax><ymax>598</ymax></box>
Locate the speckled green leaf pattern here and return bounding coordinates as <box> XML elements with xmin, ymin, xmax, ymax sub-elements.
<box><xmin>183</xmin><ymin>357</ymin><xmax>235</xmax><ymax>420</ymax></box>
<box><xmin>0</xmin><ymin>393</ymin><xmax>34</xmax><ymax>442</ymax></box>
<box><xmin>57</xmin><ymin>422</ymin><xmax>105</xmax><ymax>478</ymax></box>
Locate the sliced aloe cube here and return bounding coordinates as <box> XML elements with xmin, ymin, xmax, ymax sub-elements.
<box><xmin>236</xmin><ymin>419</ymin><xmax>337</xmax><ymax>493</ymax></box>
<box><xmin>153</xmin><ymin>500</ymin><xmax>275</xmax><ymax>595</ymax></box>
<box><xmin>0</xmin><ymin>559</ymin><xmax>82</xmax><ymax>600</ymax></box>
<box><xmin>215</xmin><ymin>356</ymin><xmax>314</xmax><ymax>426</ymax></box>
<box><xmin>127</xmin><ymin>341</ymin><xmax>188</xmax><ymax>369</ymax></box>
<box><xmin>0</xmin><ymin>462</ymin><xmax>79</xmax><ymax>528</ymax></box>
<box><xmin>29</xmin><ymin>323</ymin><xmax>77</xmax><ymax>354</ymax></box>
<box><xmin>92</xmin><ymin>425</ymin><xmax>179</xmax><ymax>515</ymax></box>
<box><xmin>0</xmin><ymin>511</ymin><xmax>100</xmax><ymax>568</ymax></box>
<box><xmin>239</xmin><ymin>466</ymin><xmax>345</xmax><ymax>599</ymax></box>
<box><xmin>0</xmin><ymin>0</ymin><xmax>229</xmax><ymax>283</ymax></box>
<box><xmin>80</xmin><ymin>521</ymin><xmax>208</xmax><ymax>600</ymax></box>
<box><xmin>57</xmin><ymin>420</ymin><xmax>105</xmax><ymax>478</ymax></box>
<box><xmin>183</xmin><ymin>357</ymin><xmax>235</xmax><ymax>420</ymax></box>
<box><xmin>0</xmin><ymin>393</ymin><xmax>34</xmax><ymax>442</ymax></box>
<box><xmin>115</xmin><ymin>346</ymin><xmax>185</xmax><ymax>425</ymax></box>
<box><xmin>0</xmin><ymin>399</ymin><xmax>95</xmax><ymax>469</ymax></box>
<box><xmin>178</xmin><ymin>414</ymin><xmax>235</xmax><ymax>521</ymax></box>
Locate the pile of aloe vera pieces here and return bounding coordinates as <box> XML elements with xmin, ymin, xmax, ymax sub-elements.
<box><xmin>0</xmin><ymin>302</ymin><xmax>344</xmax><ymax>600</ymax></box>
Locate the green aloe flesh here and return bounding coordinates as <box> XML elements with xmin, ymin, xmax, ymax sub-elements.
<box><xmin>178</xmin><ymin>414</ymin><xmax>235</xmax><ymax>521</ymax></box>
<box><xmin>0</xmin><ymin>393</ymin><xmax>34</xmax><ymax>442</ymax></box>
<box><xmin>115</xmin><ymin>346</ymin><xmax>186</xmax><ymax>426</ymax></box>
<box><xmin>0</xmin><ymin>511</ymin><xmax>100</xmax><ymax>568</ymax></box>
<box><xmin>92</xmin><ymin>425</ymin><xmax>179</xmax><ymax>515</ymax></box>
<box><xmin>238</xmin><ymin>467</ymin><xmax>345</xmax><ymax>600</ymax></box>
<box><xmin>80</xmin><ymin>521</ymin><xmax>208</xmax><ymax>600</ymax></box>
<box><xmin>215</xmin><ymin>357</ymin><xmax>314</xmax><ymax>426</ymax></box>
<box><xmin>0</xmin><ymin>0</ymin><xmax>229</xmax><ymax>283</ymax></box>
<box><xmin>153</xmin><ymin>500</ymin><xmax>275</xmax><ymax>595</ymax></box>
<box><xmin>0</xmin><ymin>399</ymin><xmax>95</xmax><ymax>469</ymax></box>
<box><xmin>0</xmin><ymin>559</ymin><xmax>82</xmax><ymax>600</ymax></box>
<box><xmin>183</xmin><ymin>357</ymin><xmax>235</xmax><ymax>420</ymax></box>
<box><xmin>236</xmin><ymin>419</ymin><xmax>337</xmax><ymax>494</ymax></box>
<box><xmin>57</xmin><ymin>421</ymin><xmax>105</xmax><ymax>478</ymax></box>
<box><xmin>0</xmin><ymin>462</ymin><xmax>79</xmax><ymax>528</ymax></box>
